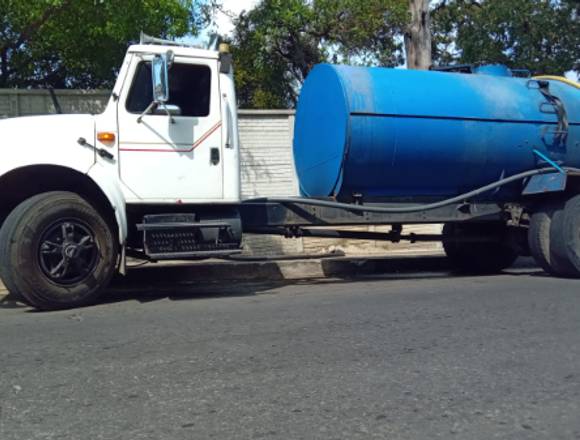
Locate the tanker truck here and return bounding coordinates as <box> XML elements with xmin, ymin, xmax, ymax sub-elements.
<box><xmin>0</xmin><ymin>35</ymin><xmax>579</xmax><ymax>310</ymax></box>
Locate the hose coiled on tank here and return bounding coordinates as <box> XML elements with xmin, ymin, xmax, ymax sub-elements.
<box><xmin>244</xmin><ymin>167</ymin><xmax>580</xmax><ymax>214</ymax></box>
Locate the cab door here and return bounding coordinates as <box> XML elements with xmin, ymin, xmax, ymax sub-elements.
<box><xmin>117</xmin><ymin>55</ymin><xmax>223</xmax><ymax>201</ymax></box>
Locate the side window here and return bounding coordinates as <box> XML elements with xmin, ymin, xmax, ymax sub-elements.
<box><xmin>126</xmin><ymin>61</ymin><xmax>212</xmax><ymax>117</ymax></box>
<box><xmin>126</xmin><ymin>62</ymin><xmax>152</xmax><ymax>113</ymax></box>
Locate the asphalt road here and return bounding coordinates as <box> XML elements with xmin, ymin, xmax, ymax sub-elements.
<box><xmin>1</xmin><ymin>260</ymin><xmax>579</xmax><ymax>440</ymax></box>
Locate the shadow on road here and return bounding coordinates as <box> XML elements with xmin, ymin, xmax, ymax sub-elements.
<box><xmin>0</xmin><ymin>294</ymin><xmax>26</xmax><ymax>309</ymax></box>
<box><xmin>96</xmin><ymin>256</ymin><xmax>549</xmax><ymax>308</ymax></box>
<box><xmin>0</xmin><ymin>256</ymin><xmax>547</xmax><ymax>312</ymax></box>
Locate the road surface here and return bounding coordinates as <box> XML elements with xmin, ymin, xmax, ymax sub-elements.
<box><xmin>1</xmin><ymin>260</ymin><xmax>579</xmax><ymax>439</ymax></box>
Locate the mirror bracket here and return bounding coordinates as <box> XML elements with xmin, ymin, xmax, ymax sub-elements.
<box><xmin>137</xmin><ymin>101</ymin><xmax>176</xmax><ymax>124</ymax></box>
<box><xmin>157</xmin><ymin>102</ymin><xmax>176</xmax><ymax>124</ymax></box>
<box><xmin>137</xmin><ymin>101</ymin><xmax>158</xmax><ymax>124</ymax></box>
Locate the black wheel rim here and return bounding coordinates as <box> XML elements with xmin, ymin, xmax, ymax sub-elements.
<box><xmin>38</xmin><ymin>220</ymin><xmax>99</xmax><ymax>285</ymax></box>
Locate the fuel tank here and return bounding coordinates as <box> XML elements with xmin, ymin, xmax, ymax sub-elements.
<box><xmin>293</xmin><ymin>64</ymin><xmax>580</xmax><ymax>201</ymax></box>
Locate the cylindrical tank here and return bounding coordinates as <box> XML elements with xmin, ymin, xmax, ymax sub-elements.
<box><xmin>293</xmin><ymin>64</ymin><xmax>580</xmax><ymax>201</ymax></box>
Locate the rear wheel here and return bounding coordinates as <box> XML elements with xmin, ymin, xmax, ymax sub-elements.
<box><xmin>0</xmin><ymin>191</ymin><xmax>118</xmax><ymax>310</ymax></box>
<box><xmin>550</xmin><ymin>195</ymin><xmax>580</xmax><ymax>278</ymax></box>
<box><xmin>528</xmin><ymin>203</ymin><xmax>577</xmax><ymax>277</ymax></box>
<box><xmin>442</xmin><ymin>222</ymin><xmax>518</xmax><ymax>274</ymax></box>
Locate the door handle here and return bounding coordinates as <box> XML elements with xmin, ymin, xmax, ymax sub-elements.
<box><xmin>210</xmin><ymin>148</ymin><xmax>220</xmax><ymax>165</ymax></box>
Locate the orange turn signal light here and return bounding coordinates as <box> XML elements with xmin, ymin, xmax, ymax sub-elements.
<box><xmin>97</xmin><ymin>132</ymin><xmax>116</xmax><ymax>143</ymax></box>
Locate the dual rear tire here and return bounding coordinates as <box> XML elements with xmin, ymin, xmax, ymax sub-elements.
<box><xmin>528</xmin><ymin>195</ymin><xmax>580</xmax><ymax>278</ymax></box>
<box><xmin>442</xmin><ymin>195</ymin><xmax>580</xmax><ymax>277</ymax></box>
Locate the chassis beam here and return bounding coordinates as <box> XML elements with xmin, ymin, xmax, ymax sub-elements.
<box><xmin>239</xmin><ymin>201</ymin><xmax>506</xmax><ymax>229</ymax></box>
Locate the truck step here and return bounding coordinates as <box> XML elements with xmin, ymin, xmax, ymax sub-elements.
<box><xmin>137</xmin><ymin>213</ymin><xmax>242</xmax><ymax>260</ymax></box>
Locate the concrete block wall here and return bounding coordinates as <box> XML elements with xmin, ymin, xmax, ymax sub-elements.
<box><xmin>239</xmin><ymin>110</ymin><xmax>298</xmax><ymax>198</ymax></box>
<box><xmin>0</xmin><ymin>89</ymin><xmax>442</xmax><ymax>257</ymax></box>
<box><xmin>237</xmin><ymin>110</ymin><xmax>304</xmax><ymax>256</ymax></box>
<box><xmin>0</xmin><ymin>89</ymin><xmax>110</xmax><ymax>118</ymax></box>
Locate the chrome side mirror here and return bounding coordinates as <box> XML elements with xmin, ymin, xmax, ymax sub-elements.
<box><xmin>138</xmin><ymin>50</ymin><xmax>176</xmax><ymax>124</ymax></box>
<box><xmin>151</xmin><ymin>51</ymin><xmax>172</xmax><ymax>103</ymax></box>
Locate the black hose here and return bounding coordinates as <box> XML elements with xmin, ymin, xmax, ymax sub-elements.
<box><xmin>243</xmin><ymin>167</ymin><xmax>580</xmax><ymax>214</ymax></box>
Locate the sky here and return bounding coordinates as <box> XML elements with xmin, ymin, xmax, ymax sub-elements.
<box><xmin>213</xmin><ymin>0</ymin><xmax>260</xmax><ymax>35</ymax></box>
<box><xmin>192</xmin><ymin>0</ymin><xmax>259</xmax><ymax>44</ymax></box>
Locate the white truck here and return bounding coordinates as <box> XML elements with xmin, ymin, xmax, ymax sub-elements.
<box><xmin>1</xmin><ymin>36</ymin><xmax>579</xmax><ymax>310</ymax></box>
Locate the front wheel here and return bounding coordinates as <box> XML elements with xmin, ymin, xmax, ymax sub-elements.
<box><xmin>442</xmin><ymin>222</ymin><xmax>519</xmax><ymax>274</ymax></box>
<box><xmin>0</xmin><ymin>192</ymin><xmax>118</xmax><ymax>310</ymax></box>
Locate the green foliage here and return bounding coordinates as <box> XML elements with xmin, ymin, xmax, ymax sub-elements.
<box><xmin>229</xmin><ymin>0</ymin><xmax>409</xmax><ymax>108</ymax></box>
<box><xmin>432</xmin><ymin>0</ymin><xmax>580</xmax><ymax>76</ymax></box>
<box><xmin>0</xmin><ymin>0</ymin><xmax>216</xmax><ymax>88</ymax></box>
<box><xmin>233</xmin><ymin>0</ymin><xmax>579</xmax><ymax>109</ymax></box>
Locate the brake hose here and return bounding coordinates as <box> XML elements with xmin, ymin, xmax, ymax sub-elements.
<box><xmin>243</xmin><ymin>167</ymin><xmax>580</xmax><ymax>214</ymax></box>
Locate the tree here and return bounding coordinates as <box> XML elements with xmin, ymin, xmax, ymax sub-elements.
<box><xmin>229</xmin><ymin>0</ymin><xmax>409</xmax><ymax>108</ymax></box>
<box><xmin>0</xmin><ymin>0</ymin><xmax>218</xmax><ymax>88</ymax></box>
<box><xmin>405</xmin><ymin>0</ymin><xmax>432</xmax><ymax>69</ymax></box>
<box><xmin>232</xmin><ymin>0</ymin><xmax>579</xmax><ymax>109</ymax></box>
<box><xmin>432</xmin><ymin>0</ymin><xmax>580</xmax><ymax>76</ymax></box>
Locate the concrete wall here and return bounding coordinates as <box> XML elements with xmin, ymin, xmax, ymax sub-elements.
<box><xmin>237</xmin><ymin>110</ymin><xmax>304</xmax><ymax>256</ymax></box>
<box><xmin>0</xmin><ymin>89</ymin><xmax>441</xmax><ymax>256</ymax></box>
<box><xmin>0</xmin><ymin>89</ymin><xmax>110</xmax><ymax>118</ymax></box>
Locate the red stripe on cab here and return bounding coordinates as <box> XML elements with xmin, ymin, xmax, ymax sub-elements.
<box><xmin>119</xmin><ymin>121</ymin><xmax>222</xmax><ymax>153</ymax></box>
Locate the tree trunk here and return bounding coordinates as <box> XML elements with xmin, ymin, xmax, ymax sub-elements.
<box><xmin>405</xmin><ymin>0</ymin><xmax>432</xmax><ymax>70</ymax></box>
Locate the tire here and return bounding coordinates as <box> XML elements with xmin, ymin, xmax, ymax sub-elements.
<box><xmin>528</xmin><ymin>203</ymin><xmax>577</xmax><ymax>277</ymax></box>
<box><xmin>0</xmin><ymin>191</ymin><xmax>118</xmax><ymax>310</ymax></box>
<box><xmin>550</xmin><ymin>195</ymin><xmax>580</xmax><ymax>278</ymax></box>
<box><xmin>442</xmin><ymin>222</ymin><xmax>518</xmax><ymax>274</ymax></box>
<box><xmin>0</xmin><ymin>198</ymin><xmax>34</xmax><ymax>303</ymax></box>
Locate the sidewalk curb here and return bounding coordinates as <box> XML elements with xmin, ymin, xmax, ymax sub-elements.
<box><xmin>116</xmin><ymin>252</ymin><xmax>449</xmax><ymax>288</ymax></box>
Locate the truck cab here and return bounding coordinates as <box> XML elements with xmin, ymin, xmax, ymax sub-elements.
<box><xmin>0</xmin><ymin>38</ymin><xmax>244</xmax><ymax>309</ymax></box>
<box><xmin>110</xmin><ymin>42</ymin><xmax>240</xmax><ymax>203</ymax></box>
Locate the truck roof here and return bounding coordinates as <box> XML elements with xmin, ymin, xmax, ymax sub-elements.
<box><xmin>127</xmin><ymin>44</ymin><xmax>219</xmax><ymax>60</ymax></box>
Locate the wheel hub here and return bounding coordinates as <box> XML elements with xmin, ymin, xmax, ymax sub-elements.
<box><xmin>64</xmin><ymin>244</ymin><xmax>80</xmax><ymax>259</ymax></box>
<box><xmin>38</xmin><ymin>220</ymin><xmax>99</xmax><ymax>285</ymax></box>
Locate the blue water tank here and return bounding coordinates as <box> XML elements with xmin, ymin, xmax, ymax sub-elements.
<box><xmin>293</xmin><ymin>64</ymin><xmax>580</xmax><ymax>201</ymax></box>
